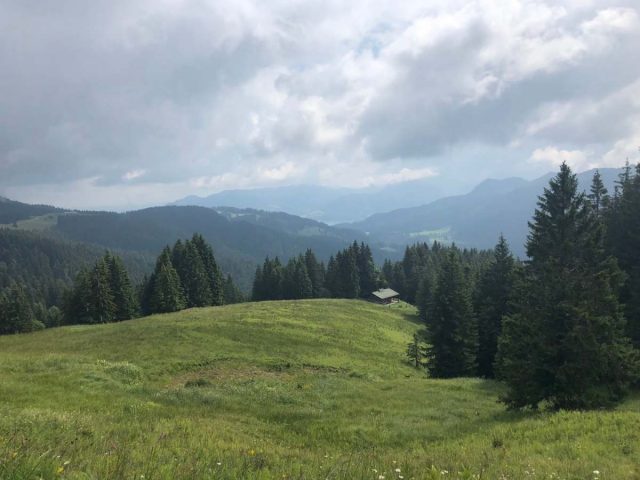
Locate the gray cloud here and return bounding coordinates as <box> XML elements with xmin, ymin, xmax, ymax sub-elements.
<box><xmin>0</xmin><ymin>0</ymin><xmax>639</xmax><ymax>209</ymax></box>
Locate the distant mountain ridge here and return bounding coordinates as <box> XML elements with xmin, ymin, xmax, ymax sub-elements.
<box><xmin>0</xmin><ymin>198</ymin><xmax>398</xmax><ymax>291</ymax></box>
<box><xmin>172</xmin><ymin>177</ymin><xmax>466</xmax><ymax>224</ymax></box>
<box><xmin>343</xmin><ymin>167</ymin><xmax>623</xmax><ymax>257</ymax></box>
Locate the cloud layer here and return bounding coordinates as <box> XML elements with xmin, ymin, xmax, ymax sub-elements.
<box><xmin>1</xmin><ymin>0</ymin><xmax>639</xmax><ymax>208</ymax></box>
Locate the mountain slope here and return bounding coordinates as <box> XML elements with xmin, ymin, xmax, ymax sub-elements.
<box><xmin>173</xmin><ymin>176</ymin><xmax>465</xmax><ymax>224</ymax></box>
<box><xmin>1</xmin><ymin>199</ymin><xmax>394</xmax><ymax>291</ymax></box>
<box><xmin>1</xmin><ymin>299</ymin><xmax>638</xmax><ymax>479</ymax></box>
<box><xmin>345</xmin><ymin>168</ymin><xmax>622</xmax><ymax>256</ymax></box>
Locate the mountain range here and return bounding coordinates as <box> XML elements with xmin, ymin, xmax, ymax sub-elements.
<box><xmin>173</xmin><ymin>176</ymin><xmax>466</xmax><ymax>224</ymax></box>
<box><xmin>342</xmin><ymin>167</ymin><xmax>622</xmax><ymax>257</ymax></box>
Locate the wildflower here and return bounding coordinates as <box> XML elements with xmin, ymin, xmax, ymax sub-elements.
<box><xmin>249</xmin><ymin>449</ymin><xmax>256</xmax><ymax>456</ymax></box>
<box><xmin>216</xmin><ymin>462</ymin><xmax>222</xmax><ymax>466</ymax></box>
<box><xmin>56</xmin><ymin>466</ymin><xmax>64</xmax><ymax>475</ymax></box>
<box><xmin>379</xmin><ymin>476</ymin><xmax>385</xmax><ymax>480</ymax></box>
<box><xmin>395</xmin><ymin>468</ymin><xmax>401</xmax><ymax>473</ymax></box>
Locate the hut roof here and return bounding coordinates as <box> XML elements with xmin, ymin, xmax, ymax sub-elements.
<box><xmin>371</xmin><ymin>288</ymin><xmax>400</xmax><ymax>300</ymax></box>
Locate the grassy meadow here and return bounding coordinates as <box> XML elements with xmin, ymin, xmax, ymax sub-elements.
<box><xmin>0</xmin><ymin>299</ymin><xmax>639</xmax><ymax>479</ymax></box>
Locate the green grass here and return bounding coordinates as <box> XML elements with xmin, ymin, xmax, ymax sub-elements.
<box><xmin>0</xmin><ymin>213</ymin><xmax>60</xmax><ymax>231</ymax></box>
<box><xmin>0</xmin><ymin>299</ymin><xmax>639</xmax><ymax>479</ymax></box>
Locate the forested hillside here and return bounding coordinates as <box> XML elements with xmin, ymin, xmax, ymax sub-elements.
<box><xmin>345</xmin><ymin>168</ymin><xmax>622</xmax><ymax>256</ymax></box>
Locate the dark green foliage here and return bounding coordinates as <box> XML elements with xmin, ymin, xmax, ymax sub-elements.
<box><xmin>223</xmin><ymin>275</ymin><xmax>245</xmax><ymax>304</ymax></box>
<box><xmin>282</xmin><ymin>257</ymin><xmax>313</xmax><ymax>300</ymax></box>
<box><xmin>588</xmin><ymin>169</ymin><xmax>609</xmax><ymax>214</ymax></box>
<box><xmin>105</xmin><ymin>253</ymin><xmax>138</xmax><ymax>321</ymax></box>
<box><xmin>325</xmin><ymin>245</ymin><xmax>362</xmax><ymax>298</ymax></box>
<box><xmin>191</xmin><ymin>234</ymin><xmax>224</xmax><ymax>306</ymax></box>
<box><xmin>475</xmin><ymin>236</ymin><xmax>517</xmax><ymax>378</ymax></box>
<box><xmin>406</xmin><ymin>331</ymin><xmax>428</xmax><ymax>368</ymax></box>
<box><xmin>87</xmin><ymin>258</ymin><xmax>116</xmax><ymax>323</ymax></box>
<box><xmin>0</xmin><ymin>229</ymin><xmax>151</xmax><ymax>310</ymax></box>
<box><xmin>497</xmin><ymin>163</ymin><xmax>638</xmax><ymax>410</ymax></box>
<box><xmin>304</xmin><ymin>249</ymin><xmax>326</xmax><ymax>298</ymax></box>
<box><xmin>605</xmin><ymin>163</ymin><xmax>640</xmax><ymax>347</ymax></box>
<box><xmin>355</xmin><ymin>242</ymin><xmax>377</xmax><ymax>295</ymax></box>
<box><xmin>62</xmin><ymin>253</ymin><xmax>139</xmax><ymax>324</ymax></box>
<box><xmin>149</xmin><ymin>248</ymin><xmax>186</xmax><ymax>314</ymax></box>
<box><xmin>0</xmin><ymin>283</ymin><xmax>43</xmax><ymax>334</ymax></box>
<box><xmin>426</xmin><ymin>251</ymin><xmax>478</xmax><ymax>378</ymax></box>
<box><xmin>173</xmin><ymin>240</ymin><xmax>213</xmax><ymax>308</ymax></box>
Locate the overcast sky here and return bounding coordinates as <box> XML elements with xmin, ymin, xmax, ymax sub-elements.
<box><xmin>1</xmin><ymin>0</ymin><xmax>639</xmax><ymax>209</ymax></box>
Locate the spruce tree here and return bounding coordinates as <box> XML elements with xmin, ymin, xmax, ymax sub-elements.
<box><xmin>497</xmin><ymin>163</ymin><xmax>638</xmax><ymax>409</ymax></box>
<box><xmin>475</xmin><ymin>235</ymin><xmax>516</xmax><ymax>378</ymax></box>
<box><xmin>356</xmin><ymin>243</ymin><xmax>377</xmax><ymax>297</ymax></box>
<box><xmin>426</xmin><ymin>251</ymin><xmax>477</xmax><ymax>378</ymax></box>
<box><xmin>304</xmin><ymin>249</ymin><xmax>325</xmax><ymax>298</ymax></box>
<box><xmin>105</xmin><ymin>253</ymin><xmax>138</xmax><ymax>321</ymax></box>
<box><xmin>149</xmin><ymin>248</ymin><xmax>185</xmax><ymax>313</ymax></box>
<box><xmin>605</xmin><ymin>163</ymin><xmax>640</xmax><ymax>347</ymax></box>
<box><xmin>223</xmin><ymin>275</ymin><xmax>244</xmax><ymax>304</ymax></box>
<box><xmin>87</xmin><ymin>258</ymin><xmax>116</xmax><ymax>323</ymax></box>
<box><xmin>252</xmin><ymin>266</ymin><xmax>265</xmax><ymax>301</ymax></box>
<box><xmin>588</xmin><ymin>169</ymin><xmax>608</xmax><ymax>214</ymax></box>
<box><xmin>191</xmin><ymin>234</ymin><xmax>224</xmax><ymax>306</ymax></box>
<box><xmin>0</xmin><ymin>283</ymin><xmax>40</xmax><ymax>334</ymax></box>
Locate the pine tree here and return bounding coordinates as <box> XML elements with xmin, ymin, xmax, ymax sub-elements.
<box><xmin>426</xmin><ymin>251</ymin><xmax>477</xmax><ymax>378</ymax></box>
<box><xmin>87</xmin><ymin>258</ymin><xmax>116</xmax><ymax>323</ymax></box>
<box><xmin>252</xmin><ymin>266</ymin><xmax>265</xmax><ymax>301</ymax></box>
<box><xmin>475</xmin><ymin>235</ymin><xmax>517</xmax><ymax>378</ymax></box>
<box><xmin>62</xmin><ymin>268</ymin><xmax>92</xmax><ymax>324</ymax></box>
<box><xmin>588</xmin><ymin>169</ymin><xmax>608</xmax><ymax>214</ymax></box>
<box><xmin>223</xmin><ymin>275</ymin><xmax>244</xmax><ymax>304</ymax></box>
<box><xmin>497</xmin><ymin>163</ymin><xmax>638</xmax><ymax>409</ymax></box>
<box><xmin>304</xmin><ymin>249</ymin><xmax>325</xmax><ymax>298</ymax></box>
<box><xmin>191</xmin><ymin>234</ymin><xmax>224</xmax><ymax>306</ymax></box>
<box><xmin>356</xmin><ymin>243</ymin><xmax>377</xmax><ymax>297</ymax></box>
<box><xmin>605</xmin><ymin>163</ymin><xmax>640</xmax><ymax>347</ymax></box>
<box><xmin>416</xmin><ymin>271</ymin><xmax>435</xmax><ymax>323</ymax></box>
<box><xmin>0</xmin><ymin>283</ymin><xmax>41</xmax><ymax>334</ymax></box>
<box><xmin>149</xmin><ymin>248</ymin><xmax>185</xmax><ymax>313</ymax></box>
<box><xmin>406</xmin><ymin>331</ymin><xmax>428</xmax><ymax>368</ymax></box>
<box><xmin>105</xmin><ymin>253</ymin><xmax>138</xmax><ymax>321</ymax></box>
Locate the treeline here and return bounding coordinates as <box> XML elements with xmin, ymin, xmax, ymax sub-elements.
<box><xmin>139</xmin><ymin>233</ymin><xmax>243</xmax><ymax>314</ymax></box>
<box><xmin>252</xmin><ymin>243</ymin><xmax>381</xmax><ymax>301</ymax></box>
<box><xmin>0</xmin><ymin>233</ymin><xmax>243</xmax><ymax>333</ymax></box>
<box><xmin>408</xmin><ymin>163</ymin><xmax>640</xmax><ymax>410</ymax></box>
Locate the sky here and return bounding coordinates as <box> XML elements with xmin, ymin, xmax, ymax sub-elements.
<box><xmin>1</xmin><ymin>0</ymin><xmax>639</xmax><ymax>210</ymax></box>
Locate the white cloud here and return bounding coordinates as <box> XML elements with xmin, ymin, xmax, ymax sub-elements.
<box><xmin>530</xmin><ymin>146</ymin><xmax>591</xmax><ymax>170</ymax></box>
<box><xmin>0</xmin><ymin>0</ymin><xmax>639</xmax><ymax>208</ymax></box>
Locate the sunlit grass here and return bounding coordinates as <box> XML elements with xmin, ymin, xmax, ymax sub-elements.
<box><xmin>0</xmin><ymin>299</ymin><xmax>638</xmax><ymax>479</ymax></box>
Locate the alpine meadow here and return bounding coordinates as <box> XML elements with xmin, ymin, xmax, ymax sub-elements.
<box><xmin>2</xmin><ymin>1</ymin><xmax>640</xmax><ymax>479</ymax></box>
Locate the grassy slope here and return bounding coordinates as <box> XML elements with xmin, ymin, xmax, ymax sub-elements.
<box><xmin>0</xmin><ymin>300</ymin><xmax>638</xmax><ymax>480</ymax></box>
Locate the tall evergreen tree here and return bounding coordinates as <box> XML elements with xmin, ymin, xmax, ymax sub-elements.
<box><xmin>497</xmin><ymin>163</ymin><xmax>638</xmax><ymax>409</ymax></box>
<box><xmin>426</xmin><ymin>251</ymin><xmax>477</xmax><ymax>378</ymax></box>
<box><xmin>475</xmin><ymin>235</ymin><xmax>517</xmax><ymax>378</ymax></box>
<box><xmin>105</xmin><ymin>253</ymin><xmax>138</xmax><ymax>321</ymax></box>
<box><xmin>191</xmin><ymin>234</ymin><xmax>224</xmax><ymax>306</ymax></box>
<box><xmin>223</xmin><ymin>274</ymin><xmax>244</xmax><ymax>304</ymax></box>
<box><xmin>605</xmin><ymin>163</ymin><xmax>640</xmax><ymax>347</ymax></box>
<box><xmin>175</xmin><ymin>240</ymin><xmax>213</xmax><ymax>308</ymax></box>
<box><xmin>588</xmin><ymin>169</ymin><xmax>608</xmax><ymax>214</ymax></box>
<box><xmin>87</xmin><ymin>258</ymin><xmax>116</xmax><ymax>324</ymax></box>
<box><xmin>304</xmin><ymin>249</ymin><xmax>325</xmax><ymax>298</ymax></box>
<box><xmin>0</xmin><ymin>283</ymin><xmax>41</xmax><ymax>334</ymax></box>
<box><xmin>356</xmin><ymin>242</ymin><xmax>377</xmax><ymax>296</ymax></box>
<box><xmin>149</xmin><ymin>248</ymin><xmax>185</xmax><ymax>313</ymax></box>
